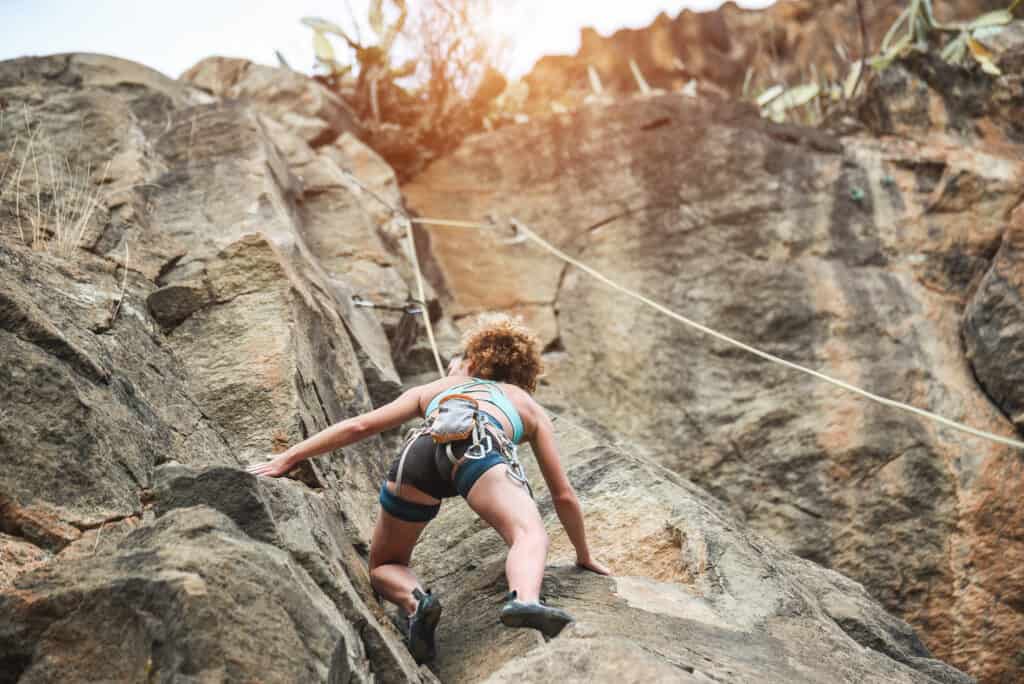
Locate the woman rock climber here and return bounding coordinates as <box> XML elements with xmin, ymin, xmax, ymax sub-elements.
<box><xmin>248</xmin><ymin>314</ymin><xmax>609</xmax><ymax>664</ymax></box>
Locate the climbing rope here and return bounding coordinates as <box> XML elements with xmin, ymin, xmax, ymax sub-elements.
<box><xmin>334</xmin><ymin>167</ymin><xmax>1024</xmax><ymax>451</ymax></box>
<box><xmin>327</xmin><ymin>165</ymin><xmax>445</xmax><ymax>377</ymax></box>
<box><xmin>402</xmin><ymin>215</ymin><xmax>445</xmax><ymax>377</ymax></box>
<box><xmin>505</xmin><ymin>221</ymin><xmax>1024</xmax><ymax>451</ymax></box>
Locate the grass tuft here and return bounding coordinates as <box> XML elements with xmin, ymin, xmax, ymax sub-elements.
<box><xmin>0</xmin><ymin>107</ymin><xmax>112</xmax><ymax>258</ymax></box>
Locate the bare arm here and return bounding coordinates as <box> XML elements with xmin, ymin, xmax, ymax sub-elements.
<box><xmin>247</xmin><ymin>384</ymin><xmax>428</xmax><ymax>478</ymax></box>
<box><xmin>528</xmin><ymin>405</ymin><xmax>607</xmax><ymax>572</ymax></box>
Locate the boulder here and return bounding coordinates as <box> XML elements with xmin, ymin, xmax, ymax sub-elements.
<box><xmin>964</xmin><ymin>205</ymin><xmax>1024</xmax><ymax>429</ymax></box>
<box><xmin>0</xmin><ymin>506</ymin><xmax>412</xmax><ymax>683</ymax></box>
<box><xmin>152</xmin><ymin>464</ymin><xmax>436</xmax><ymax>683</ymax></box>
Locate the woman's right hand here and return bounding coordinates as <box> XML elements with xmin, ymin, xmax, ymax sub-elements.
<box><xmin>576</xmin><ymin>555</ymin><xmax>611</xmax><ymax>575</ymax></box>
<box><xmin>246</xmin><ymin>452</ymin><xmax>295</xmax><ymax>478</ymax></box>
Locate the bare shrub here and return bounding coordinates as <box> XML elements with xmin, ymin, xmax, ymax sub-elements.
<box><xmin>300</xmin><ymin>0</ymin><xmax>508</xmax><ymax>178</ymax></box>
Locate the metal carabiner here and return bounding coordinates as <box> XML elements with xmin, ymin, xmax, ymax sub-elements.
<box><xmin>506</xmin><ymin>460</ymin><xmax>534</xmax><ymax>499</ymax></box>
<box><xmin>465</xmin><ymin>432</ymin><xmax>493</xmax><ymax>460</ymax></box>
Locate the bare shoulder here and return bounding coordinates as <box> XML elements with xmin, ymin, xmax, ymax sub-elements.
<box><xmin>498</xmin><ymin>382</ymin><xmax>533</xmax><ymax>407</ymax></box>
<box><xmin>410</xmin><ymin>376</ymin><xmax>464</xmax><ymax>413</ymax></box>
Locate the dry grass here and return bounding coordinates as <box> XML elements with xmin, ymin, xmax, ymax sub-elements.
<box><xmin>0</xmin><ymin>107</ymin><xmax>111</xmax><ymax>258</ymax></box>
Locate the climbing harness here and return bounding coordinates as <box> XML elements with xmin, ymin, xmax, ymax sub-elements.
<box><xmin>394</xmin><ymin>390</ymin><xmax>532</xmax><ymax>499</ymax></box>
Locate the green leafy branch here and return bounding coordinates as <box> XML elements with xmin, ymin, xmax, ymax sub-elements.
<box><xmin>753</xmin><ymin>0</ymin><xmax>1020</xmax><ymax>124</ymax></box>
<box><xmin>872</xmin><ymin>0</ymin><xmax>1018</xmax><ymax>74</ymax></box>
<box><xmin>302</xmin><ymin>1</ymin><xmax>417</xmax><ymax>121</ymax></box>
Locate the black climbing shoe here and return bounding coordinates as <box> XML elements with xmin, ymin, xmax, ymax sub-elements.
<box><xmin>407</xmin><ymin>588</ymin><xmax>442</xmax><ymax>664</ymax></box>
<box><xmin>499</xmin><ymin>590</ymin><xmax>574</xmax><ymax>638</ymax></box>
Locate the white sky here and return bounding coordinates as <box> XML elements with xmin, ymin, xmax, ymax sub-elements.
<box><xmin>1</xmin><ymin>1</ymin><xmax>774</xmax><ymax>80</ymax></box>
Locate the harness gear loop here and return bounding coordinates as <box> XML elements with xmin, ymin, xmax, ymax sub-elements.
<box><xmin>481</xmin><ymin>421</ymin><xmax>534</xmax><ymax>499</ymax></box>
<box><xmin>394</xmin><ymin>424</ymin><xmax>431</xmax><ymax>498</ymax></box>
<box><xmin>462</xmin><ymin>412</ymin><xmax>492</xmax><ymax>460</ymax></box>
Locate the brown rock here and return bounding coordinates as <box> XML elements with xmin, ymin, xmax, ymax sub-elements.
<box><xmin>0</xmin><ymin>533</ymin><xmax>50</xmax><ymax>590</ymax></box>
<box><xmin>181</xmin><ymin>56</ymin><xmax>359</xmax><ymax>146</ymax></box>
<box><xmin>405</xmin><ymin>83</ymin><xmax>1024</xmax><ymax>681</ymax></box>
<box><xmin>412</xmin><ymin>420</ymin><xmax>971</xmax><ymax>684</ymax></box>
<box><xmin>964</xmin><ymin>204</ymin><xmax>1024</xmax><ymax>428</ymax></box>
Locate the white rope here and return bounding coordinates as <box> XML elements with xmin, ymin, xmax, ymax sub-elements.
<box><xmin>411</xmin><ymin>216</ymin><xmax>1024</xmax><ymax>451</ymax></box>
<box><xmin>331</xmin><ymin>161</ymin><xmax>1023</xmax><ymax>451</ymax></box>
<box><xmin>403</xmin><ymin>218</ymin><xmax>445</xmax><ymax>378</ymax></box>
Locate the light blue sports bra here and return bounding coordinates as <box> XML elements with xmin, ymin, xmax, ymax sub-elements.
<box><xmin>425</xmin><ymin>378</ymin><xmax>525</xmax><ymax>444</ymax></box>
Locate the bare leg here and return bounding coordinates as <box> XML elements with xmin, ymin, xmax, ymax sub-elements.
<box><xmin>465</xmin><ymin>465</ymin><xmax>548</xmax><ymax>603</ymax></box>
<box><xmin>368</xmin><ymin>481</ymin><xmax>436</xmax><ymax>614</ymax></box>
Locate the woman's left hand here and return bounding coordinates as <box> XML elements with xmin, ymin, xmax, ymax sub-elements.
<box><xmin>246</xmin><ymin>453</ymin><xmax>294</xmax><ymax>478</ymax></box>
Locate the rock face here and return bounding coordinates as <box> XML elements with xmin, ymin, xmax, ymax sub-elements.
<box><xmin>403</xmin><ymin>26</ymin><xmax>1024</xmax><ymax>682</ymax></box>
<box><xmin>0</xmin><ymin>48</ymin><xmax>984</xmax><ymax>684</ymax></box>
<box><xmin>0</xmin><ymin>53</ymin><xmax>435</xmax><ymax>683</ymax></box>
<box><xmin>413</xmin><ymin>420</ymin><xmax>970</xmax><ymax>684</ymax></box>
<box><xmin>180</xmin><ymin>55</ymin><xmax>456</xmax><ymax>380</ymax></box>
<box><xmin>520</xmin><ymin>0</ymin><xmax>1006</xmax><ymax>113</ymax></box>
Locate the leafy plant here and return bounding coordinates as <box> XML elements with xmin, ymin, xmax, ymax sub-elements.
<box><xmin>872</xmin><ymin>0</ymin><xmax>1017</xmax><ymax>74</ymax></box>
<box><xmin>759</xmin><ymin>83</ymin><xmax>820</xmax><ymax>123</ymax></box>
<box><xmin>302</xmin><ymin>1</ymin><xmax>416</xmax><ymax>122</ymax></box>
<box><xmin>303</xmin><ymin>2</ymin><xmax>411</xmax><ymax>76</ymax></box>
<box><xmin>750</xmin><ymin>0</ymin><xmax>1021</xmax><ymax>125</ymax></box>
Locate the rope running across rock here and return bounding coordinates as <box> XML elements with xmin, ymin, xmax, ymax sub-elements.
<box><xmin>336</xmin><ymin>168</ymin><xmax>1024</xmax><ymax>452</ymax></box>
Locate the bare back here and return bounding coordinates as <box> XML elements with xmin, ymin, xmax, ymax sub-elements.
<box><xmin>415</xmin><ymin>375</ymin><xmax>538</xmax><ymax>443</ymax></box>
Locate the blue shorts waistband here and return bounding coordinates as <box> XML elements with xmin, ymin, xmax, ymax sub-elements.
<box><xmin>453</xmin><ymin>450</ymin><xmax>505</xmax><ymax>498</ymax></box>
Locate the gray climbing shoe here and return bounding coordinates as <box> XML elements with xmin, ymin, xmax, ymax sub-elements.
<box><xmin>407</xmin><ymin>588</ymin><xmax>442</xmax><ymax>664</ymax></box>
<box><xmin>499</xmin><ymin>590</ymin><xmax>574</xmax><ymax>638</ymax></box>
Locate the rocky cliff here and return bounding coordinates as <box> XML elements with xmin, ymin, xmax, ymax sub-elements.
<box><xmin>0</xmin><ymin>10</ymin><xmax>1016</xmax><ymax>684</ymax></box>
<box><xmin>405</xmin><ymin>18</ymin><xmax>1024</xmax><ymax>684</ymax></box>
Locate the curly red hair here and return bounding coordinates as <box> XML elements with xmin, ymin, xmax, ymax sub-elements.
<box><xmin>460</xmin><ymin>313</ymin><xmax>543</xmax><ymax>393</ymax></box>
